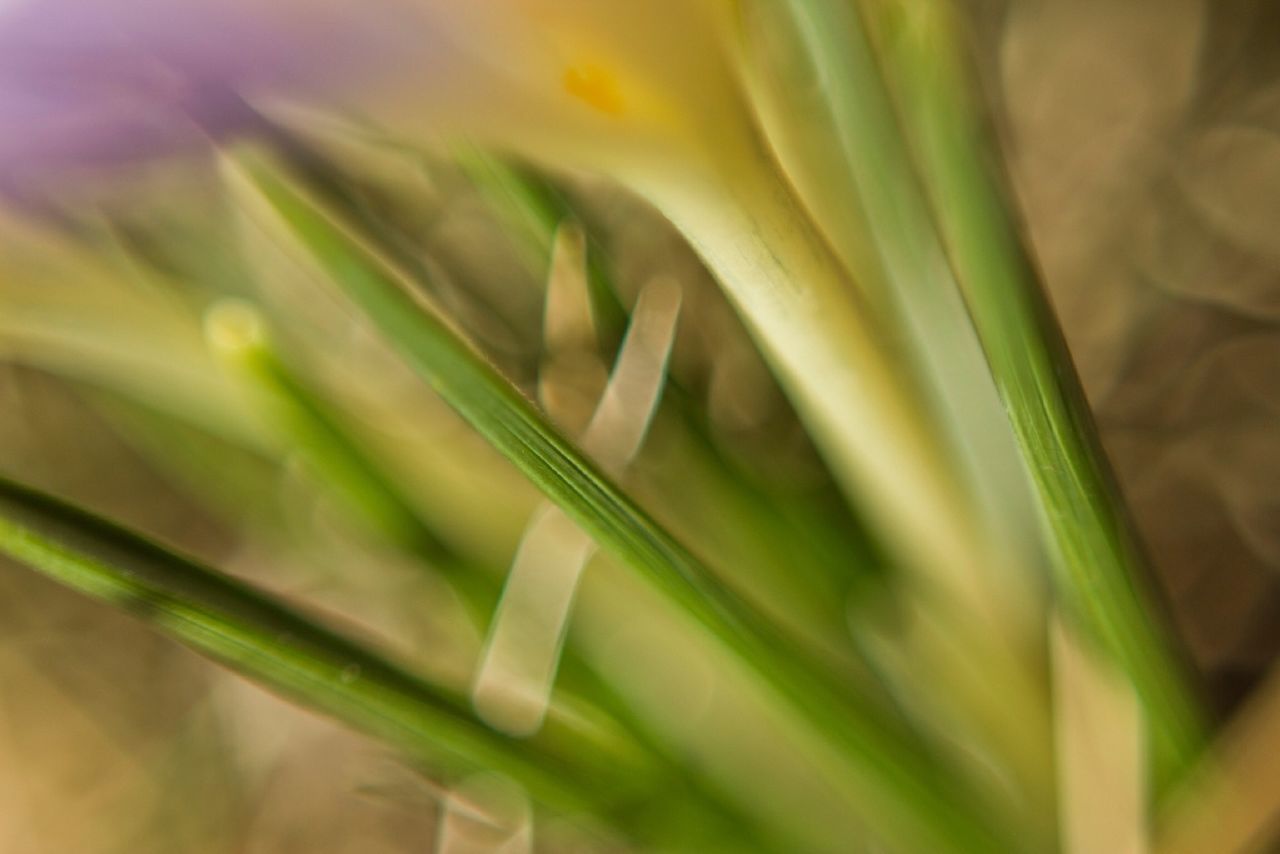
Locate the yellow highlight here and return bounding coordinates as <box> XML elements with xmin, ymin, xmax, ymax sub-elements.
<box><xmin>563</xmin><ymin>64</ymin><xmax>626</xmax><ymax>116</ymax></box>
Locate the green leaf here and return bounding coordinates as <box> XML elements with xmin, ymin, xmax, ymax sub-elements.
<box><xmin>862</xmin><ymin>0</ymin><xmax>1205</xmax><ymax>789</ymax></box>
<box><xmin>761</xmin><ymin>0</ymin><xmax>1205</xmax><ymax>789</ymax></box>
<box><xmin>223</xmin><ymin>150</ymin><xmax>1014</xmax><ymax>854</ymax></box>
<box><xmin>0</xmin><ymin>476</ymin><xmax>648</xmax><ymax>822</ymax></box>
<box><xmin>738</xmin><ymin>2</ymin><xmax>1055</xmax><ymax>821</ymax></box>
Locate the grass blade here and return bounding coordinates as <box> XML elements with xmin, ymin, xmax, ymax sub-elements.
<box><xmin>737</xmin><ymin>2</ymin><xmax>1055</xmax><ymax>817</ymax></box>
<box><xmin>861</xmin><ymin>0</ymin><xmax>1204</xmax><ymax>788</ymax></box>
<box><xmin>222</xmin><ymin>149</ymin><xmax>1016</xmax><ymax>853</ymax></box>
<box><xmin>0</xmin><ymin>476</ymin><xmax>656</xmax><ymax>823</ymax></box>
<box><xmin>743</xmin><ymin>0</ymin><xmax>1201</xmax><ymax>793</ymax></box>
<box><xmin>198</xmin><ymin>268</ymin><xmax>804</xmax><ymax>850</ymax></box>
<box><xmin>738</xmin><ymin>0</ymin><xmax>1038</xmax><ymax>575</ymax></box>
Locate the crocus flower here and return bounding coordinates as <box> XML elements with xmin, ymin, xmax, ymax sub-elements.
<box><xmin>0</xmin><ymin>0</ymin><xmax>1026</xmax><ymax>633</ymax></box>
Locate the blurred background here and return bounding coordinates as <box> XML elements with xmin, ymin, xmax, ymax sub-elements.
<box><xmin>2</xmin><ymin>0</ymin><xmax>1279</xmax><ymax>850</ymax></box>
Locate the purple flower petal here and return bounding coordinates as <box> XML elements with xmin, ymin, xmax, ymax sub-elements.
<box><xmin>0</xmin><ymin>0</ymin><xmax>441</xmax><ymax>195</ymax></box>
